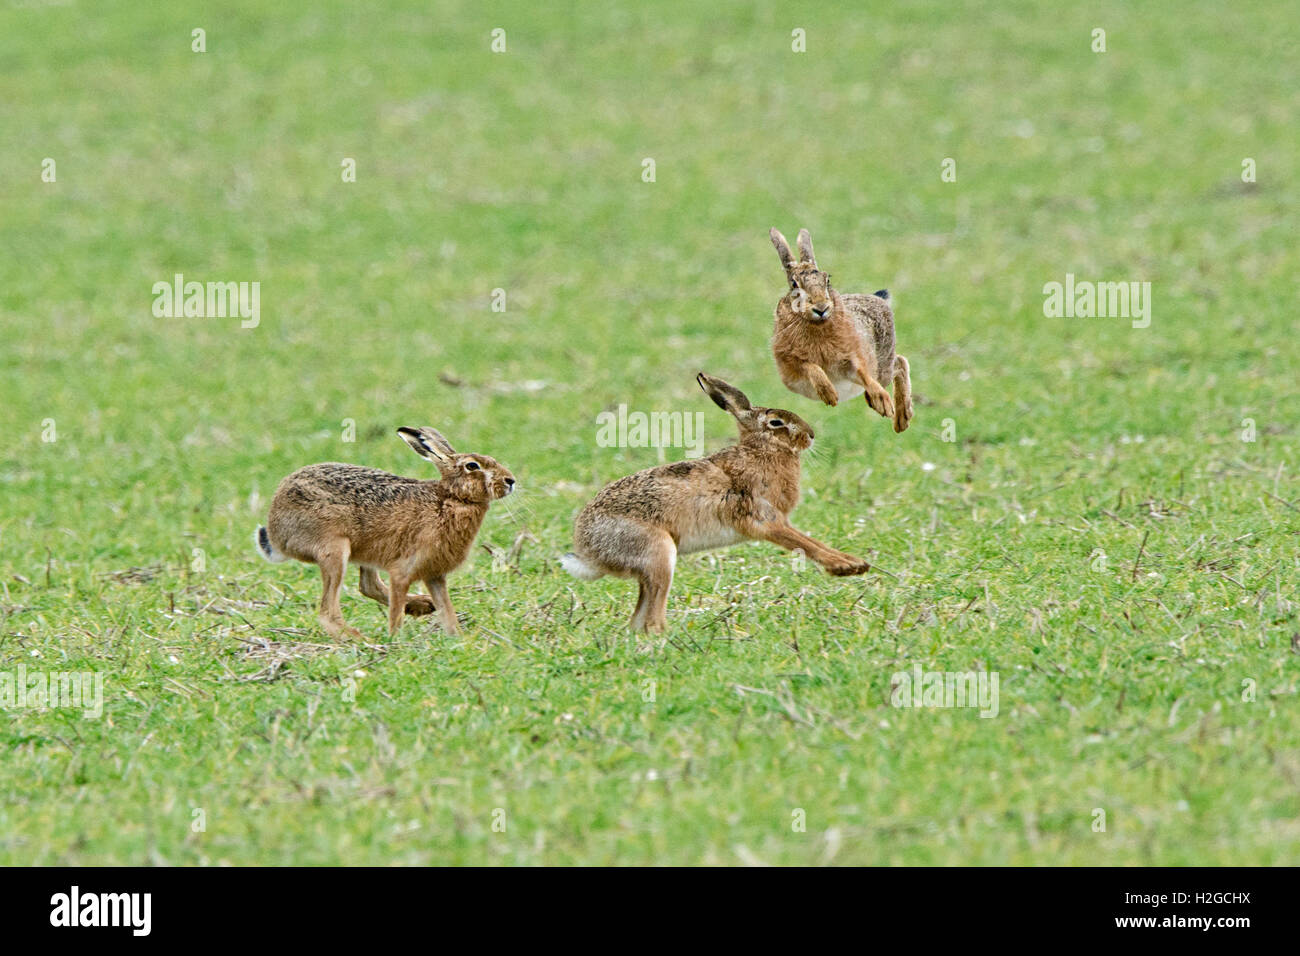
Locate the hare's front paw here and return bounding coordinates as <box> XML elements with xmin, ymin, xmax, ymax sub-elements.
<box><xmin>828</xmin><ymin>558</ymin><xmax>871</xmax><ymax>577</ymax></box>
<box><xmin>815</xmin><ymin>382</ymin><xmax>840</xmax><ymax>406</ymax></box>
<box><xmin>865</xmin><ymin>381</ymin><xmax>894</xmax><ymax>418</ymax></box>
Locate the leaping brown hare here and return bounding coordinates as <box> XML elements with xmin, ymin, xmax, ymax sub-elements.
<box><xmin>769</xmin><ymin>227</ymin><xmax>914</xmax><ymax>433</ymax></box>
<box><xmin>561</xmin><ymin>373</ymin><xmax>871</xmax><ymax>633</ymax></box>
<box><xmin>255</xmin><ymin>427</ymin><xmax>515</xmax><ymax>640</ymax></box>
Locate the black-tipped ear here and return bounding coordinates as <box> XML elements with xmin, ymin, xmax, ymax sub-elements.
<box><xmin>397</xmin><ymin>426</ymin><xmax>455</xmax><ymax>463</ymax></box>
<box><xmin>796</xmin><ymin>228</ymin><xmax>816</xmax><ymax>267</ymax></box>
<box><xmin>697</xmin><ymin>372</ymin><xmax>752</xmax><ymax>416</ymax></box>
<box><xmin>770</xmin><ymin>228</ymin><xmax>795</xmax><ymax>276</ymax></box>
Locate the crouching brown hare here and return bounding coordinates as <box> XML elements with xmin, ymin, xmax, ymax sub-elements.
<box><xmin>256</xmin><ymin>427</ymin><xmax>515</xmax><ymax>640</ymax></box>
<box><xmin>562</xmin><ymin>373</ymin><xmax>871</xmax><ymax>633</ymax></box>
<box><xmin>769</xmin><ymin>227</ymin><xmax>914</xmax><ymax>433</ymax></box>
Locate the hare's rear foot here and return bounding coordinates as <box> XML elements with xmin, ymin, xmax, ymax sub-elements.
<box><xmin>319</xmin><ymin>614</ymin><xmax>365</xmax><ymax>642</ymax></box>
<box><xmin>891</xmin><ymin>354</ymin><xmax>913</xmax><ymax>433</ymax></box>
<box><xmin>892</xmin><ymin>397</ymin><xmax>914</xmax><ymax>433</ymax></box>
<box><xmin>626</xmin><ymin>532</ymin><xmax>676</xmax><ymax>633</ymax></box>
<box><xmin>358</xmin><ymin>567</ymin><xmax>436</xmax><ymax>617</ymax></box>
<box><xmin>404</xmin><ymin>595</ymin><xmax>436</xmax><ymax>616</ymax></box>
<box><xmin>317</xmin><ymin>546</ymin><xmax>363</xmax><ymax>641</ymax></box>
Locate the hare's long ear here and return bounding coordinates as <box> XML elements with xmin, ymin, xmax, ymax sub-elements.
<box><xmin>796</xmin><ymin>228</ymin><xmax>817</xmax><ymax>268</ymax></box>
<box><xmin>697</xmin><ymin>372</ymin><xmax>752</xmax><ymax>418</ymax></box>
<box><xmin>770</xmin><ymin>228</ymin><xmax>796</xmax><ymax>278</ymax></box>
<box><xmin>397</xmin><ymin>426</ymin><xmax>456</xmax><ymax>464</ymax></box>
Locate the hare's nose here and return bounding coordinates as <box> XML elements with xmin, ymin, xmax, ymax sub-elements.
<box><xmin>812</xmin><ymin>305</ymin><xmax>829</xmax><ymax>318</ymax></box>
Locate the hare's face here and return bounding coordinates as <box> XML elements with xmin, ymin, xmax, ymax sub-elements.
<box><xmin>787</xmin><ymin>264</ymin><xmax>834</xmax><ymax>321</ymax></box>
<box><xmin>447</xmin><ymin>454</ymin><xmax>516</xmax><ymax>502</ymax></box>
<box><xmin>747</xmin><ymin>406</ymin><xmax>815</xmax><ymax>453</ymax></box>
<box><xmin>696</xmin><ymin>371</ymin><xmax>812</xmax><ymax>453</ymax></box>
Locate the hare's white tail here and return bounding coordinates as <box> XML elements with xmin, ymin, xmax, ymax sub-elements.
<box><xmin>255</xmin><ymin>526</ymin><xmax>287</xmax><ymax>563</ymax></box>
<box><xmin>560</xmin><ymin>552</ymin><xmax>603</xmax><ymax>580</ymax></box>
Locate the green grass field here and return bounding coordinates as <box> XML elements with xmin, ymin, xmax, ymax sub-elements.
<box><xmin>1</xmin><ymin>1</ymin><xmax>1297</xmax><ymax>865</ymax></box>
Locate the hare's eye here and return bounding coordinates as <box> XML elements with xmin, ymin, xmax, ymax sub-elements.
<box><xmin>790</xmin><ymin>280</ymin><xmax>798</xmax><ymax>289</ymax></box>
<box><xmin>768</xmin><ymin>418</ymin><xmax>785</xmax><ymax>428</ymax></box>
<box><xmin>464</xmin><ymin>461</ymin><xmax>481</xmax><ymax>471</ymax></box>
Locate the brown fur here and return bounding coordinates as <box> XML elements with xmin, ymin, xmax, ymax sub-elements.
<box><xmin>770</xmin><ymin>227</ymin><xmax>914</xmax><ymax>433</ymax></box>
<box><xmin>256</xmin><ymin>427</ymin><xmax>515</xmax><ymax>640</ymax></box>
<box><xmin>563</xmin><ymin>373</ymin><xmax>871</xmax><ymax>634</ymax></box>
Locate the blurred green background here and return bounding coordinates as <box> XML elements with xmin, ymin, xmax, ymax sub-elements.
<box><xmin>0</xmin><ymin>1</ymin><xmax>1296</xmax><ymax>864</ymax></box>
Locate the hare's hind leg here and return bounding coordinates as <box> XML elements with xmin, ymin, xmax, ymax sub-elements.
<box><xmin>630</xmin><ymin>581</ymin><xmax>651</xmax><ymax>632</ymax></box>
<box><xmin>580</xmin><ymin>517</ymin><xmax>677</xmax><ymax>632</ymax></box>
<box><xmin>616</xmin><ymin>527</ymin><xmax>675</xmax><ymax>633</ymax></box>
<box><xmin>317</xmin><ymin>541</ymin><xmax>363</xmax><ymax>641</ymax></box>
<box><xmin>892</xmin><ymin>354</ymin><xmax>914</xmax><ymax>433</ymax></box>
<box><xmin>358</xmin><ymin>566</ymin><xmax>435</xmax><ymax>617</ymax></box>
<box><xmin>641</xmin><ymin>562</ymin><xmax>675</xmax><ymax>634</ymax></box>
<box><xmin>636</xmin><ymin>535</ymin><xmax>676</xmax><ymax>634</ymax></box>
